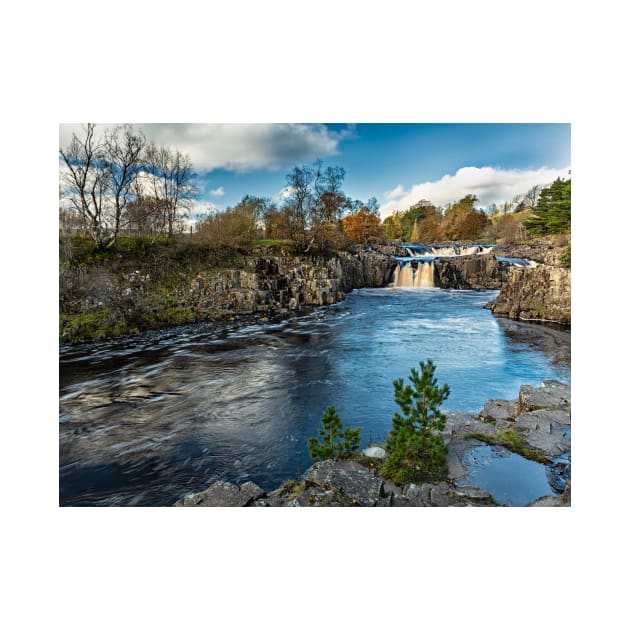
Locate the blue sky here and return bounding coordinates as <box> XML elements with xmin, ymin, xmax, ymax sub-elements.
<box><xmin>59</xmin><ymin>123</ymin><xmax>571</xmax><ymax>221</ymax></box>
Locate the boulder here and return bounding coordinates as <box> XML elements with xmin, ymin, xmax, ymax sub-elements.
<box><xmin>362</xmin><ymin>446</ymin><xmax>387</xmax><ymax>459</ymax></box>
<box><xmin>304</xmin><ymin>460</ymin><xmax>385</xmax><ymax>506</ymax></box>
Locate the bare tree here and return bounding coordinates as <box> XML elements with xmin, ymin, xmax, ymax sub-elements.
<box><xmin>59</xmin><ymin>123</ymin><xmax>113</xmax><ymax>247</ymax></box>
<box><xmin>522</xmin><ymin>184</ymin><xmax>541</xmax><ymax>210</ymax></box>
<box><xmin>103</xmin><ymin>124</ymin><xmax>146</xmax><ymax>240</ymax></box>
<box><xmin>284</xmin><ymin>164</ymin><xmax>314</xmax><ymax>241</ymax></box>
<box><xmin>144</xmin><ymin>143</ymin><xmax>198</xmax><ymax>236</ymax></box>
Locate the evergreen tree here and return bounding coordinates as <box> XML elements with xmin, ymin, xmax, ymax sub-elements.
<box><xmin>524</xmin><ymin>178</ymin><xmax>571</xmax><ymax>235</ymax></box>
<box><xmin>307</xmin><ymin>406</ymin><xmax>361</xmax><ymax>461</ymax></box>
<box><xmin>383</xmin><ymin>360</ymin><xmax>450</xmax><ymax>483</ymax></box>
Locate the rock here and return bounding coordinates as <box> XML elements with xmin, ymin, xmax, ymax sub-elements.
<box><xmin>362</xmin><ymin>446</ymin><xmax>386</xmax><ymax>459</ymax></box>
<box><xmin>304</xmin><ymin>460</ymin><xmax>384</xmax><ymax>506</ymax></box>
<box><xmin>526</xmin><ymin>494</ymin><xmax>571</xmax><ymax>507</ymax></box>
<box><xmin>479</xmin><ymin>399</ymin><xmax>519</xmax><ymax>423</ymax></box>
<box><xmin>519</xmin><ymin>381</ymin><xmax>571</xmax><ymax>412</ymax></box>
<box><xmin>443</xmin><ymin>410</ymin><xmax>498</xmax><ymax>439</ymax></box>
<box><xmin>453</xmin><ymin>485</ymin><xmax>492</xmax><ymax>500</ymax></box>
<box><xmin>489</xmin><ymin>265</ymin><xmax>571</xmax><ymax>325</ymax></box>
<box><xmin>430</xmin><ymin>482</ymin><xmax>451</xmax><ymax>507</ymax></box>
<box><xmin>174</xmin><ymin>480</ymin><xmax>265</xmax><ymax>507</ymax></box>
<box><xmin>433</xmin><ymin>254</ymin><xmax>510</xmax><ymax>290</ymax></box>
<box><xmin>383</xmin><ymin>481</ymin><xmax>403</xmax><ymax>497</ymax></box>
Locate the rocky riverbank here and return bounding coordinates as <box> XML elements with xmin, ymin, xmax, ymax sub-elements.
<box><xmin>486</xmin><ymin>236</ymin><xmax>571</xmax><ymax>325</ymax></box>
<box><xmin>174</xmin><ymin>380</ymin><xmax>571</xmax><ymax>507</ymax></box>
<box><xmin>60</xmin><ymin>247</ymin><xmax>396</xmax><ymax>342</ymax></box>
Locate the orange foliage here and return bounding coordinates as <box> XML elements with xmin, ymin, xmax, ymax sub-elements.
<box><xmin>342</xmin><ymin>208</ymin><xmax>385</xmax><ymax>243</ymax></box>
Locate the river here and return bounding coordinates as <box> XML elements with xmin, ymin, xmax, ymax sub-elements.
<box><xmin>59</xmin><ymin>287</ymin><xmax>570</xmax><ymax>506</ymax></box>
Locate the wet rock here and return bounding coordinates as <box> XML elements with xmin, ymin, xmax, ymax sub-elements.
<box><xmin>519</xmin><ymin>381</ymin><xmax>571</xmax><ymax>412</ymax></box>
<box><xmin>362</xmin><ymin>446</ymin><xmax>386</xmax><ymax>459</ymax></box>
<box><xmin>174</xmin><ymin>480</ymin><xmax>265</xmax><ymax>507</ymax></box>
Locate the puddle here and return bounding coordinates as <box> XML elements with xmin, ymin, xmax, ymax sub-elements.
<box><xmin>459</xmin><ymin>444</ymin><xmax>558</xmax><ymax>506</ymax></box>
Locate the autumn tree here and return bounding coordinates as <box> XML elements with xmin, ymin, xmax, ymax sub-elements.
<box><xmin>197</xmin><ymin>195</ymin><xmax>262</xmax><ymax>249</ymax></box>
<box><xmin>414</xmin><ymin>205</ymin><xmax>443</xmax><ymax>242</ymax></box>
<box><xmin>342</xmin><ymin>207</ymin><xmax>385</xmax><ymax>243</ymax></box>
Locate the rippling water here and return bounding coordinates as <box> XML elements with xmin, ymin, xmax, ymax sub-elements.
<box><xmin>59</xmin><ymin>288</ymin><xmax>570</xmax><ymax>506</ymax></box>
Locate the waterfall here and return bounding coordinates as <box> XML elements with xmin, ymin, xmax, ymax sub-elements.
<box><xmin>415</xmin><ymin>261</ymin><xmax>435</xmax><ymax>288</ymax></box>
<box><xmin>392</xmin><ymin>261</ymin><xmax>434</xmax><ymax>288</ymax></box>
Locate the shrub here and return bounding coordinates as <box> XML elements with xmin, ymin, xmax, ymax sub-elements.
<box><xmin>307</xmin><ymin>406</ymin><xmax>361</xmax><ymax>461</ymax></box>
<box><xmin>383</xmin><ymin>359</ymin><xmax>450</xmax><ymax>483</ymax></box>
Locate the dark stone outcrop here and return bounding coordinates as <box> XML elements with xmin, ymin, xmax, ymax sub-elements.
<box><xmin>174</xmin><ymin>480</ymin><xmax>265</xmax><ymax>507</ymax></box>
<box><xmin>493</xmin><ymin>236</ymin><xmax>569</xmax><ymax>267</ymax></box>
<box><xmin>487</xmin><ymin>265</ymin><xmax>571</xmax><ymax>325</ymax></box>
<box><xmin>186</xmin><ymin>250</ymin><xmax>396</xmax><ymax>317</ymax></box>
<box><xmin>433</xmin><ymin>254</ymin><xmax>511</xmax><ymax>289</ymax></box>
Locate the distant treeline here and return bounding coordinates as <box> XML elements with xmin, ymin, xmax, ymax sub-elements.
<box><xmin>60</xmin><ymin>124</ymin><xmax>570</xmax><ymax>256</ymax></box>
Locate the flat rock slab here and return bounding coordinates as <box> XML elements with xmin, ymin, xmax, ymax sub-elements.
<box><xmin>520</xmin><ymin>425</ymin><xmax>570</xmax><ymax>457</ymax></box>
<box><xmin>479</xmin><ymin>399</ymin><xmax>519</xmax><ymax>422</ymax></box>
<box><xmin>519</xmin><ymin>380</ymin><xmax>570</xmax><ymax>411</ymax></box>
<box><xmin>174</xmin><ymin>480</ymin><xmax>265</xmax><ymax>507</ymax></box>
<box><xmin>444</xmin><ymin>411</ymin><xmax>498</xmax><ymax>438</ymax></box>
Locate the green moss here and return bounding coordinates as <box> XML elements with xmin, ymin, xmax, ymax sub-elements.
<box><xmin>60</xmin><ymin>310</ymin><xmax>111</xmax><ymax>341</ymax></box>
<box><xmin>161</xmin><ymin>306</ymin><xmax>197</xmax><ymax>326</ymax></box>
<box><xmin>464</xmin><ymin>427</ymin><xmax>550</xmax><ymax>463</ymax></box>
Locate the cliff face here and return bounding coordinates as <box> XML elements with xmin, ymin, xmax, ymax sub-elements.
<box><xmin>60</xmin><ymin>249</ymin><xmax>396</xmax><ymax>341</ymax></box>
<box><xmin>433</xmin><ymin>254</ymin><xmax>510</xmax><ymax>289</ymax></box>
<box><xmin>488</xmin><ymin>265</ymin><xmax>571</xmax><ymax>325</ymax></box>
<box><xmin>188</xmin><ymin>250</ymin><xmax>395</xmax><ymax>314</ymax></box>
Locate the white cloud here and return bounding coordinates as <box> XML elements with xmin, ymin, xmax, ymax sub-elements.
<box><xmin>210</xmin><ymin>186</ymin><xmax>225</xmax><ymax>197</ymax></box>
<box><xmin>275</xmin><ymin>185</ymin><xmax>294</xmax><ymax>202</ymax></box>
<box><xmin>379</xmin><ymin>165</ymin><xmax>571</xmax><ymax>218</ymax></box>
<box><xmin>59</xmin><ymin>123</ymin><xmax>354</xmax><ymax>173</ymax></box>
